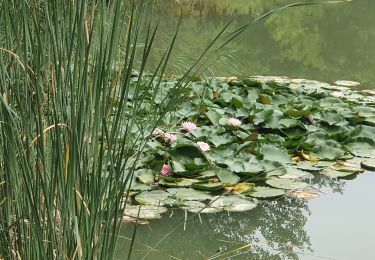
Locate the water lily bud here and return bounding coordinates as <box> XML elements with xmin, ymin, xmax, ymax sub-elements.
<box><xmin>160</xmin><ymin>164</ymin><xmax>173</xmax><ymax>176</ymax></box>
<box><xmin>181</xmin><ymin>121</ymin><xmax>198</xmax><ymax>132</ymax></box>
<box><xmin>228</xmin><ymin>118</ymin><xmax>242</xmax><ymax>127</ymax></box>
<box><xmin>197</xmin><ymin>141</ymin><xmax>210</xmax><ymax>152</ymax></box>
<box><xmin>164</xmin><ymin>132</ymin><xmax>177</xmax><ymax>143</ymax></box>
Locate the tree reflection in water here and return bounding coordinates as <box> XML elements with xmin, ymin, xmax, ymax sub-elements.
<box><xmin>116</xmin><ymin>175</ymin><xmax>345</xmax><ymax>259</ymax></box>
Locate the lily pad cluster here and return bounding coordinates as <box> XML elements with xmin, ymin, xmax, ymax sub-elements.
<box><xmin>125</xmin><ymin>75</ymin><xmax>375</xmax><ymax>219</ymax></box>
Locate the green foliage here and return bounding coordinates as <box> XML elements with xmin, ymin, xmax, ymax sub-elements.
<box><xmin>0</xmin><ymin>0</ymin><xmax>238</xmax><ymax>258</ymax></box>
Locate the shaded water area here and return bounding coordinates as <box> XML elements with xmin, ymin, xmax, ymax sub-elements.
<box><xmin>117</xmin><ymin>1</ymin><xmax>375</xmax><ymax>259</ymax></box>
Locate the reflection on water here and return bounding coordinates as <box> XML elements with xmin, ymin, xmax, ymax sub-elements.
<box><xmin>117</xmin><ymin>198</ymin><xmax>311</xmax><ymax>260</ymax></box>
<box><xmin>148</xmin><ymin>0</ymin><xmax>375</xmax><ymax>88</ymax></box>
<box><xmin>116</xmin><ymin>175</ymin><xmax>353</xmax><ymax>260</ymax></box>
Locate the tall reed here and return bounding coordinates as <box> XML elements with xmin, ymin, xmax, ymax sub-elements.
<box><xmin>0</xmin><ymin>0</ymin><xmax>201</xmax><ymax>258</ymax></box>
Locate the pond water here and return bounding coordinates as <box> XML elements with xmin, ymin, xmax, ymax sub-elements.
<box><xmin>146</xmin><ymin>0</ymin><xmax>375</xmax><ymax>89</ymax></box>
<box><xmin>117</xmin><ymin>173</ymin><xmax>375</xmax><ymax>260</ymax></box>
<box><xmin>117</xmin><ymin>1</ymin><xmax>375</xmax><ymax>259</ymax></box>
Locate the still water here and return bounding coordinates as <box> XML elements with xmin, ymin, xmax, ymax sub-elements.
<box><xmin>146</xmin><ymin>0</ymin><xmax>375</xmax><ymax>89</ymax></box>
<box><xmin>117</xmin><ymin>1</ymin><xmax>375</xmax><ymax>259</ymax></box>
<box><xmin>117</xmin><ymin>173</ymin><xmax>375</xmax><ymax>260</ymax></box>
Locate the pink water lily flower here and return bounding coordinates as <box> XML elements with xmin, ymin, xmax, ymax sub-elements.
<box><xmin>181</xmin><ymin>121</ymin><xmax>198</xmax><ymax>132</ymax></box>
<box><xmin>330</xmin><ymin>91</ymin><xmax>345</xmax><ymax>98</ymax></box>
<box><xmin>160</xmin><ymin>164</ymin><xmax>173</xmax><ymax>176</ymax></box>
<box><xmin>228</xmin><ymin>118</ymin><xmax>242</xmax><ymax>127</ymax></box>
<box><xmin>164</xmin><ymin>132</ymin><xmax>177</xmax><ymax>143</ymax></box>
<box><xmin>197</xmin><ymin>141</ymin><xmax>210</xmax><ymax>152</ymax></box>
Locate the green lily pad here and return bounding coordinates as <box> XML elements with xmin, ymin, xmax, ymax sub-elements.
<box><xmin>124</xmin><ymin>205</ymin><xmax>168</xmax><ymax>220</ymax></box>
<box><xmin>167</xmin><ymin>188</ymin><xmax>212</xmax><ymax>201</ymax></box>
<box><xmin>361</xmin><ymin>159</ymin><xmax>375</xmax><ymax>171</ymax></box>
<box><xmin>330</xmin><ymin>162</ymin><xmax>364</xmax><ymax>173</ymax></box>
<box><xmin>296</xmin><ymin>161</ymin><xmax>321</xmax><ymax>172</ymax></box>
<box><xmin>196</xmin><ymin>169</ymin><xmax>216</xmax><ymax>180</ymax></box>
<box><xmin>279</xmin><ymin>167</ymin><xmax>314</xmax><ymax>180</ymax></box>
<box><xmin>192</xmin><ymin>182</ymin><xmax>224</xmax><ymax>191</ymax></box>
<box><xmin>223</xmin><ymin>157</ymin><xmax>264</xmax><ymax>175</ymax></box>
<box><xmin>246</xmin><ymin>186</ymin><xmax>285</xmax><ymax>198</ymax></box>
<box><xmin>158</xmin><ymin>178</ymin><xmax>199</xmax><ymax>188</ymax></box>
<box><xmin>210</xmin><ymin>195</ymin><xmax>258</xmax><ymax>212</ymax></box>
<box><xmin>321</xmin><ymin>169</ymin><xmax>358</xmax><ymax>178</ymax></box>
<box><xmin>135</xmin><ymin>190</ymin><xmax>174</xmax><ymax>206</ymax></box>
<box><xmin>136</xmin><ymin>169</ymin><xmax>155</xmax><ymax>184</ymax></box>
<box><xmin>266</xmin><ymin>179</ymin><xmax>309</xmax><ymax>190</ymax></box>
<box><xmin>215</xmin><ymin>168</ymin><xmax>240</xmax><ymax>185</ymax></box>
<box><xmin>261</xmin><ymin>145</ymin><xmax>291</xmax><ymax>163</ymax></box>
<box><xmin>346</xmin><ymin>139</ymin><xmax>375</xmax><ymax>158</ymax></box>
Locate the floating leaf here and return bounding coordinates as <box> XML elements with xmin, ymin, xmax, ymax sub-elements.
<box><xmin>279</xmin><ymin>167</ymin><xmax>314</xmax><ymax>180</ymax></box>
<box><xmin>296</xmin><ymin>161</ymin><xmax>321</xmax><ymax>172</ymax></box>
<box><xmin>224</xmin><ymin>157</ymin><xmax>264</xmax><ymax>175</ymax></box>
<box><xmin>135</xmin><ymin>190</ymin><xmax>174</xmax><ymax>206</ymax></box>
<box><xmin>346</xmin><ymin>139</ymin><xmax>375</xmax><ymax>158</ymax></box>
<box><xmin>361</xmin><ymin>159</ymin><xmax>375</xmax><ymax>171</ymax></box>
<box><xmin>197</xmin><ymin>169</ymin><xmax>217</xmax><ymax>180</ymax></box>
<box><xmin>216</xmin><ymin>168</ymin><xmax>240</xmax><ymax>185</ymax></box>
<box><xmin>124</xmin><ymin>205</ymin><xmax>168</xmax><ymax>220</ymax></box>
<box><xmin>167</xmin><ymin>188</ymin><xmax>212</xmax><ymax>201</ymax></box>
<box><xmin>261</xmin><ymin>145</ymin><xmax>291</xmax><ymax>163</ymax></box>
<box><xmin>321</xmin><ymin>169</ymin><xmax>358</xmax><ymax>178</ymax></box>
<box><xmin>246</xmin><ymin>186</ymin><xmax>285</xmax><ymax>198</ymax></box>
<box><xmin>210</xmin><ymin>195</ymin><xmax>257</xmax><ymax>212</ymax></box>
<box><xmin>159</xmin><ymin>178</ymin><xmax>199</xmax><ymax>188</ymax></box>
<box><xmin>330</xmin><ymin>162</ymin><xmax>364</xmax><ymax>173</ymax></box>
<box><xmin>136</xmin><ymin>169</ymin><xmax>155</xmax><ymax>184</ymax></box>
<box><xmin>192</xmin><ymin>182</ymin><xmax>224</xmax><ymax>191</ymax></box>
<box><xmin>266</xmin><ymin>178</ymin><xmax>309</xmax><ymax>190</ymax></box>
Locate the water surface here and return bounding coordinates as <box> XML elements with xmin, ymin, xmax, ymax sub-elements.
<box><xmin>148</xmin><ymin>0</ymin><xmax>375</xmax><ymax>88</ymax></box>
<box><xmin>117</xmin><ymin>173</ymin><xmax>375</xmax><ymax>260</ymax></box>
<box><xmin>117</xmin><ymin>1</ymin><xmax>375</xmax><ymax>259</ymax></box>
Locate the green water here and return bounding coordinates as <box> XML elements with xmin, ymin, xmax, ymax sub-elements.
<box><xmin>147</xmin><ymin>0</ymin><xmax>375</xmax><ymax>89</ymax></box>
<box><xmin>116</xmin><ymin>1</ymin><xmax>375</xmax><ymax>259</ymax></box>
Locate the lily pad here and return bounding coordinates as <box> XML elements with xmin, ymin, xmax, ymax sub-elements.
<box><xmin>278</xmin><ymin>167</ymin><xmax>314</xmax><ymax>180</ymax></box>
<box><xmin>261</xmin><ymin>145</ymin><xmax>291</xmax><ymax>163</ymax></box>
<box><xmin>360</xmin><ymin>159</ymin><xmax>375</xmax><ymax>171</ymax></box>
<box><xmin>321</xmin><ymin>169</ymin><xmax>358</xmax><ymax>178</ymax></box>
<box><xmin>159</xmin><ymin>178</ymin><xmax>199</xmax><ymax>188</ymax></box>
<box><xmin>124</xmin><ymin>205</ymin><xmax>168</xmax><ymax>219</ymax></box>
<box><xmin>135</xmin><ymin>190</ymin><xmax>174</xmax><ymax>206</ymax></box>
<box><xmin>215</xmin><ymin>168</ymin><xmax>240</xmax><ymax>185</ymax></box>
<box><xmin>167</xmin><ymin>188</ymin><xmax>212</xmax><ymax>201</ymax></box>
<box><xmin>246</xmin><ymin>186</ymin><xmax>285</xmax><ymax>198</ymax></box>
<box><xmin>266</xmin><ymin>178</ymin><xmax>309</xmax><ymax>190</ymax></box>
<box><xmin>192</xmin><ymin>182</ymin><xmax>224</xmax><ymax>191</ymax></box>
<box><xmin>136</xmin><ymin>169</ymin><xmax>155</xmax><ymax>184</ymax></box>
<box><xmin>210</xmin><ymin>195</ymin><xmax>258</xmax><ymax>212</ymax></box>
